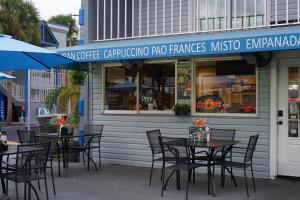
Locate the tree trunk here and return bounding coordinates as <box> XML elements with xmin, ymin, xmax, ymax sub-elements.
<box><xmin>5</xmin><ymin>71</ymin><xmax>13</xmax><ymax>125</ymax></box>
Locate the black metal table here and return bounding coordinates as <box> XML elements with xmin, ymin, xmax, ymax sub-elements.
<box><xmin>188</xmin><ymin>139</ymin><xmax>238</xmax><ymax>196</ymax></box>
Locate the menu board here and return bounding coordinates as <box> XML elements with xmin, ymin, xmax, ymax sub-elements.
<box><xmin>177</xmin><ymin>67</ymin><xmax>191</xmax><ymax>99</ymax></box>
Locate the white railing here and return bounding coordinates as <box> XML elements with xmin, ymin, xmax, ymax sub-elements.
<box><xmin>30</xmin><ymin>88</ymin><xmax>52</xmax><ymax>103</ymax></box>
<box><xmin>0</xmin><ymin>79</ymin><xmax>25</xmax><ymax>102</ymax></box>
<box><xmin>94</xmin><ymin>0</ymin><xmax>300</xmax><ymax>41</ymax></box>
<box><xmin>30</xmin><ymin>70</ymin><xmax>66</xmax><ymax>89</ymax></box>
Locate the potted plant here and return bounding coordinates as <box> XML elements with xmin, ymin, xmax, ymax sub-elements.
<box><xmin>172</xmin><ymin>104</ymin><xmax>191</xmax><ymax>116</ymax></box>
<box><xmin>172</xmin><ymin>104</ymin><xmax>182</xmax><ymax>115</ymax></box>
<box><xmin>181</xmin><ymin>104</ymin><xmax>191</xmax><ymax>115</ymax></box>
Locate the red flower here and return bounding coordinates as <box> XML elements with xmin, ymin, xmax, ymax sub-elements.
<box><xmin>57</xmin><ymin>117</ymin><xmax>66</xmax><ymax>125</ymax></box>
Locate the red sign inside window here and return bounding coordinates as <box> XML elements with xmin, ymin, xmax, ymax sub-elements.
<box><xmin>196</xmin><ymin>95</ymin><xmax>223</xmax><ymax>113</ymax></box>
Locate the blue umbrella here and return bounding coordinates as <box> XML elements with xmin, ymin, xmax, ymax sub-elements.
<box><xmin>0</xmin><ymin>34</ymin><xmax>77</xmax><ymax>128</ymax></box>
<box><xmin>0</xmin><ymin>34</ymin><xmax>75</xmax><ymax>69</ymax></box>
<box><xmin>0</xmin><ymin>72</ymin><xmax>15</xmax><ymax>79</ymax></box>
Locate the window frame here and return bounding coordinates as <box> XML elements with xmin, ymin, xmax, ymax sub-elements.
<box><xmin>191</xmin><ymin>57</ymin><xmax>259</xmax><ymax>117</ymax></box>
<box><xmin>102</xmin><ymin>59</ymin><xmax>178</xmax><ymax>115</ymax></box>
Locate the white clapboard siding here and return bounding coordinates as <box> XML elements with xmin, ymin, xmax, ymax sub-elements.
<box><xmin>90</xmin><ymin>63</ymin><xmax>271</xmax><ymax>179</ymax></box>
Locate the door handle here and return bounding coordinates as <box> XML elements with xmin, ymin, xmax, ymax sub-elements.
<box><xmin>278</xmin><ymin>121</ymin><xmax>283</xmax><ymax>125</ymax></box>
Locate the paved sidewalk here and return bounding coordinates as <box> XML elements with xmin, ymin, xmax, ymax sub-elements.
<box><xmin>1</xmin><ymin>164</ymin><xmax>299</xmax><ymax>200</ymax></box>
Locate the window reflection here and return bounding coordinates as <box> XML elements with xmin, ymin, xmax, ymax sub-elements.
<box><xmin>195</xmin><ymin>0</ymin><xmax>265</xmax><ymax>31</ymax></box>
<box><xmin>105</xmin><ymin>67</ymin><xmax>137</xmax><ymax>110</ymax></box>
<box><xmin>195</xmin><ymin>60</ymin><xmax>256</xmax><ymax>114</ymax></box>
<box><xmin>139</xmin><ymin>63</ymin><xmax>175</xmax><ymax>111</ymax></box>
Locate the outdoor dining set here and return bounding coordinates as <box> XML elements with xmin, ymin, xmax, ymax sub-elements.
<box><xmin>146</xmin><ymin>128</ymin><xmax>259</xmax><ymax>200</ymax></box>
<box><xmin>0</xmin><ymin>124</ymin><xmax>104</xmax><ymax>200</ymax></box>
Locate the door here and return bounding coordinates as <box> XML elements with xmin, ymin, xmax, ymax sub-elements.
<box><xmin>278</xmin><ymin>59</ymin><xmax>300</xmax><ymax>177</ymax></box>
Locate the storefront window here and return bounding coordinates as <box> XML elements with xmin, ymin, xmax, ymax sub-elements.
<box><xmin>104</xmin><ymin>66</ymin><xmax>137</xmax><ymax>110</ymax></box>
<box><xmin>139</xmin><ymin>63</ymin><xmax>175</xmax><ymax>111</ymax></box>
<box><xmin>195</xmin><ymin>60</ymin><xmax>256</xmax><ymax>114</ymax></box>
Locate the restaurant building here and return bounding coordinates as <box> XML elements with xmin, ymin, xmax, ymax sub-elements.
<box><xmin>58</xmin><ymin>0</ymin><xmax>300</xmax><ymax>179</ymax></box>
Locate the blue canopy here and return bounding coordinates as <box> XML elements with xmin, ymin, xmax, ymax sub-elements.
<box><xmin>0</xmin><ymin>72</ymin><xmax>15</xmax><ymax>79</ymax></box>
<box><xmin>0</xmin><ymin>34</ymin><xmax>76</xmax><ymax>70</ymax></box>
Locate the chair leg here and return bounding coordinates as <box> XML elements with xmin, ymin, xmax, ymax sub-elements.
<box><xmin>251</xmin><ymin>164</ymin><xmax>256</xmax><ymax>192</ymax></box>
<box><xmin>58</xmin><ymin>152</ymin><xmax>61</xmax><ymax>177</ymax></box>
<box><xmin>15</xmin><ymin>182</ymin><xmax>19</xmax><ymax>200</ymax></box>
<box><xmin>98</xmin><ymin>146</ymin><xmax>102</xmax><ymax>167</ymax></box>
<box><xmin>164</xmin><ymin>170</ymin><xmax>176</xmax><ymax>190</ymax></box>
<box><xmin>28</xmin><ymin>182</ymin><xmax>40</xmax><ymax>200</ymax></box>
<box><xmin>244</xmin><ymin>167</ymin><xmax>249</xmax><ymax>197</ymax></box>
<box><xmin>24</xmin><ymin>182</ymin><xmax>27</xmax><ymax>200</ymax></box>
<box><xmin>82</xmin><ymin>152</ymin><xmax>86</xmax><ymax>166</ymax></box>
<box><xmin>85</xmin><ymin>150</ymin><xmax>98</xmax><ymax>171</ymax></box>
<box><xmin>161</xmin><ymin>164</ymin><xmax>165</xmax><ymax>197</ymax></box>
<box><xmin>1</xmin><ymin>178</ymin><xmax>5</xmax><ymax>194</ymax></box>
<box><xmin>5</xmin><ymin>179</ymin><xmax>8</xmax><ymax>197</ymax></box>
<box><xmin>186</xmin><ymin>171</ymin><xmax>190</xmax><ymax>200</ymax></box>
<box><xmin>51</xmin><ymin>160</ymin><xmax>56</xmax><ymax>195</ymax></box>
<box><xmin>149</xmin><ymin>158</ymin><xmax>154</xmax><ymax>186</ymax></box>
<box><xmin>44</xmin><ymin>176</ymin><xmax>49</xmax><ymax>200</ymax></box>
<box><xmin>160</xmin><ymin>162</ymin><xmax>165</xmax><ymax>181</ymax></box>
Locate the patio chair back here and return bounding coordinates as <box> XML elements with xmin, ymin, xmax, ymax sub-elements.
<box><xmin>39</xmin><ymin>135</ymin><xmax>59</xmax><ymax>156</ymax></box>
<box><xmin>84</xmin><ymin>124</ymin><xmax>104</xmax><ymax>144</ymax></box>
<box><xmin>210</xmin><ymin>128</ymin><xmax>236</xmax><ymax>141</ymax></box>
<box><xmin>210</xmin><ymin>128</ymin><xmax>236</xmax><ymax>152</ymax></box>
<box><xmin>158</xmin><ymin>136</ymin><xmax>190</xmax><ymax>165</ymax></box>
<box><xmin>146</xmin><ymin>130</ymin><xmax>162</xmax><ymax>155</ymax></box>
<box><xmin>17</xmin><ymin>129</ymin><xmax>37</xmax><ymax>144</ymax></box>
<box><xmin>32</xmin><ymin>125</ymin><xmax>46</xmax><ymax>136</ymax></box>
<box><xmin>244</xmin><ymin>134</ymin><xmax>259</xmax><ymax>163</ymax></box>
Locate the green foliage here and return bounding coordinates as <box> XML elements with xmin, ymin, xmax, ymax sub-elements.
<box><xmin>172</xmin><ymin>104</ymin><xmax>191</xmax><ymax>116</ymax></box>
<box><xmin>45</xmin><ymin>87</ymin><xmax>62</xmax><ymax>113</ymax></box>
<box><xmin>67</xmin><ymin>110</ymin><xmax>80</xmax><ymax>129</ymax></box>
<box><xmin>0</xmin><ymin>0</ymin><xmax>40</xmax><ymax>44</ymax></box>
<box><xmin>48</xmin><ymin>14</ymin><xmax>78</xmax><ymax>46</ymax></box>
<box><xmin>69</xmin><ymin>70</ymin><xmax>86</xmax><ymax>85</ymax></box>
<box><xmin>58</xmin><ymin>85</ymin><xmax>80</xmax><ymax>112</ymax></box>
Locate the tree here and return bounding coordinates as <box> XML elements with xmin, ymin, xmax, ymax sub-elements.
<box><xmin>0</xmin><ymin>0</ymin><xmax>40</xmax><ymax>125</ymax></box>
<box><xmin>48</xmin><ymin>14</ymin><xmax>78</xmax><ymax>46</ymax></box>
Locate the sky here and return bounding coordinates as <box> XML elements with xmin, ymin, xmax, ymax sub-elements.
<box><xmin>31</xmin><ymin>0</ymin><xmax>81</xmax><ymax>20</ymax></box>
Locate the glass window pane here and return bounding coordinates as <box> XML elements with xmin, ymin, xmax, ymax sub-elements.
<box><xmin>105</xmin><ymin>66</ymin><xmax>137</xmax><ymax>110</ymax></box>
<box><xmin>139</xmin><ymin>63</ymin><xmax>175</xmax><ymax>111</ymax></box>
<box><xmin>195</xmin><ymin>60</ymin><xmax>256</xmax><ymax>114</ymax></box>
<box><xmin>288</xmin><ymin>67</ymin><xmax>299</xmax><ymax>138</ymax></box>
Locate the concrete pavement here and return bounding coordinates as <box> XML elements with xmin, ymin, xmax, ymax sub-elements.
<box><xmin>0</xmin><ymin>164</ymin><xmax>299</xmax><ymax>200</ymax></box>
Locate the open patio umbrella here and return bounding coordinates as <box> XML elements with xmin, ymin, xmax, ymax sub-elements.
<box><xmin>0</xmin><ymin>34</ymin><xmax>78</xmax><ymax>128</ymax></box>
<box><xmin>0</xmin><ymin>34</ymin><xmax>76</xmax><ymax>69</ymax></box>
<box><xmin>0</xmin><ymin>72</ymin><xmax>15</xmax><ymax>79</ymax></box>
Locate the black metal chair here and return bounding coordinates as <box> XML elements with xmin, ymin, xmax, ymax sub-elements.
<box><xmin>66</xmin><ymin>132</ymin><xmax>103</xmax><ymax>171</ymax></box>
<box><xmin>210</xmin><ymin>128</ymin><xmax>236</xmax><ymax>187</ymax></box>
<box><xmin>159</xmin><ymin>136</ymin><xmax>207</xmax><ymax>200</ymax></box>
<box><xmin>17</xmin><ymin>129</ymin><xmax>38</xmax><ymax>144</ymax></box>
<box><xmin>83</xmin><ymin>124</ymin><xmax>104</xmax><ymax>167</ymax></box>
<box><xmin>39</xmin><ymin>135</ymin><xmax>60</xmax><ymax>195</ymax></box>
<box><xmin>2</xmin><ymin>142</ymin><xmax>51</xmax><ymax>200</ymax></box>
<box><xmin>146</xmin><ymin>129</ymin><xmax>162</xmax><ymax>186</ymax></box>
<box><xmin>217</xmin><ymin>134</ymin><xmax>259</xmax><ymax>197</ymax></box>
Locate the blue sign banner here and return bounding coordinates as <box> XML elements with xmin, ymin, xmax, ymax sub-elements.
<box><xmin>58</xmin><ymin>25</ymin><xmax>300</xmax><ymax>62</ymax></box>
<box><xmin>0</xmin><ymin>94</ymin><xmax>6</xmax><ymax>122</ymax></box>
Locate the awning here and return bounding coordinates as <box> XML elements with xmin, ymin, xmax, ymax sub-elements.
<box><xmin>57</xmin><ymin>25</ymin><xmax>300</xmax><ymax>62</ymax></box>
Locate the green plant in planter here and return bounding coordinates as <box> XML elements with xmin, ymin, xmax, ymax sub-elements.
<box><xmin>181</xmin><ymin>104</ymin><xmax>191</xmax><ymax>115</ymax></box>
<box><xmin>172</xmin><ymin>104</ymin><xmax>182</xmax><ymax>115</ymax></box>
<box><xmin>172</xmin><ymin>104</ymin><xmax>191</xmax><ymax>116</ymax></box>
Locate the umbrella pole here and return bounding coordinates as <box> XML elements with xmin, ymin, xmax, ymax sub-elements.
<box><xmin>26</xmin><ymin>70</ymin><xmax>31</xmax><ymax>130</ymax></box>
